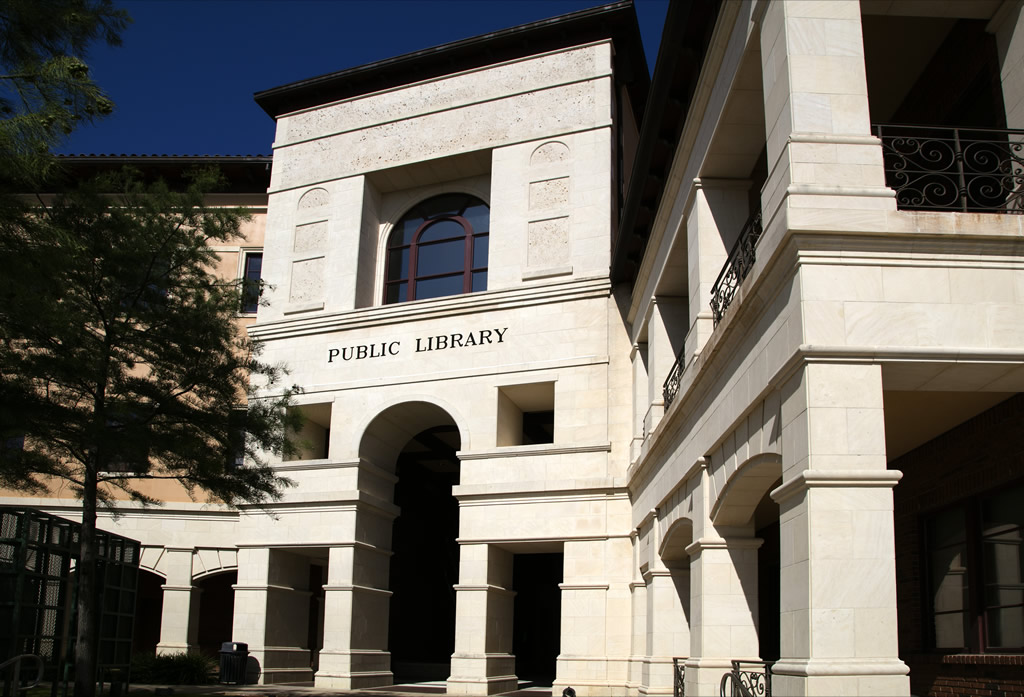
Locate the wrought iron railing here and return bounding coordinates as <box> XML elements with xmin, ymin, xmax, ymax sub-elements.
<box><xmin>710</xmin><ymin>212</ymin><xmax>763</xmax><ymax>327</ymax></box>
<box><xmin>874</xmin><ymin>124</ymin><xmax>1024</xmax><ymax>213</ymax></box>
<box><xmin>673</xmin><ymin>657</ymin><xmax>685</xmax><ymax>697</ymax></box>
<box><xmin>663</xmin><ymin>350</ymin><xmax>685</xmax><ymax>409</ymax></box>
<box><xmin>719</xmin><ymin>660</ymin><xmax>773</xmax><ymax>697</ymax></box>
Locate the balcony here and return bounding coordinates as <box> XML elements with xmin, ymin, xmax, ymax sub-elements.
<box><xmin>874</xmin><ymin>124</ymin><xmax>1024</xmax><ymax>214</ymax></box>
<box><xmin>662</xmin><ymin>211</ymin><xmax>763</xmax><ymax>409</ymax></box>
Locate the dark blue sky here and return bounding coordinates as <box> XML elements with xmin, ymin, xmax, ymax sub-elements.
<box><xmin>58</xmin><ymin>0</ymin><xmax>669</xmax><ymax>157</ymax></box>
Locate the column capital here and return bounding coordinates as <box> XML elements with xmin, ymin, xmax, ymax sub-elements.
<box><xmin>771</xmin><ymin>468</ymin><xmax>903</xmax><ymax>505</ymax></box>
<box><xmin>685</xmin><ymin>536</ymin><xmax>763</xmax><ymax>556</ymax></box>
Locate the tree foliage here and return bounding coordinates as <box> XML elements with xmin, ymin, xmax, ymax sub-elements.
<box><xmin>0</xmin><ymin>168</ymin><xmax>301</xmax><ymax>504</ymax></box>
<box><xmin>0</xmin><ymin>0</ymin><xmax>129</xmax><ymax>187</ymax></box>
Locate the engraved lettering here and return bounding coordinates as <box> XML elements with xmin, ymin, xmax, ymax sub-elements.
<box><xmin>328</xmin><ymin>348</ymin><xmax>340</xmax><ymax>363</ymax></box>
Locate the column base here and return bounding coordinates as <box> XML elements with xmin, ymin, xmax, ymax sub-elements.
<box><xmin>154</xmin><ymin>643</ymin><xmax>197</xmax><ymax>656</ymax></box>
<box><xmin>447</xmin><ymin>653</ymin><xmax>517</xmax><ymax>695</ymax></box>
<box><xmin>772</xmin><ymin>658</ymin><xmax>910</xmax><ymax>696</ymax></box>
<box><xmin>683</xmin><ymin>657</ymin><xmax>736</xmax><ymax>697</ymax></box>
<box><xmin>247</xmin><ymin>646</ymin><xmax>312</xmax><ymax>685</ymax></box>
<box><xmin>315</xmin><ymin>649</ymin><xmax>392</xmax><ymax>689</ymax></box>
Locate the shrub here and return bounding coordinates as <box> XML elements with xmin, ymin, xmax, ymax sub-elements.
<box><xmin>131</xmin><ymin>652</ymin><xmax>216</xmax><ymax>685</ymax></box>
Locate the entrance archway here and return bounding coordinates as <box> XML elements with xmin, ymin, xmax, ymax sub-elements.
<box><xmin>359</xmin><ymin>400</ymin><xmax>464</xmax><ymax>685</ymax></box>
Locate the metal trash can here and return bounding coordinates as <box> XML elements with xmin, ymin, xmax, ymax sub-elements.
<box><xmin>219</xmin><ymin>641</ymin><xmax>249</xmax><ymax>685</ymax></box>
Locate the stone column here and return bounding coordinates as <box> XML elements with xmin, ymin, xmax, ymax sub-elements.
<box><xmin>231</xmin><ymin>547</ymin><xmax>313</xmax><ymax>684</ymax></box>
<box><xmin>631</xmin><ymin>342</ymin><xmax>649</xmax><ymax>462</ymax></box>
<box><xmin>447</xmin><ymin>544</ymin><xmax>517</xmax><ymax>695</ymax></box>
<box><xmin>156</xmin><ymin>546</ymin><xmax>200</xmax><ymax>655</ymax></box>
<box><xmin>684</xmin><ymin>535</ymin><xmax>761</xmax><ymax>697</ymax></box>
<box><xmin>758</xmin><ymin>0</ymin><xmax>894</xmax><ymax>228</ymax></box>
<box><xmin>771</xmin><ymin>362</ymin><xmax>908</xmax><ymax>695</ymax></box>
<box><xmin>642</xmin><ymin>566</ymin><xmax>690</xmax><ymax>696</ymax></box>
<box><xmin>316</xmin><ymin>543</ymin><xmax>393</xmax><ymax>689</ymax></box>
<box><xmin>991</xmin><ymin>1</ymin><xmax>1024</xmax><ymax>129</ymax></box>
<box><xmin>684</xmin><ymin>179</ymin><xmax>751</xmax><ymax>359</ymax></box>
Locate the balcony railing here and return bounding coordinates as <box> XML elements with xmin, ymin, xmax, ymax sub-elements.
<box><xmin>719</xmin><ymin>660</ymin><xmax>773</xmax><ymax>697</ymax></box>
<box><xmin>874</xmin><ymin>124</ymin><xmax>1024</xmax><ymax>213</ymax></box>
<box><xmin>710</xmin><ymin>211</ymin><xmax>763</xmax><ymax>327</ymax></box>
<box><xmin>662</xmin><ymin>211</ymin><xmax>763</xmax><ymax>410</ymax></box>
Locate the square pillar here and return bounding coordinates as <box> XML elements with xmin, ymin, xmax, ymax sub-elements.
<box><xmin>642</xmin><ymin>567</ymin><xmax>690</xmax><ymax>696</ymax></box>
<box><xmin>316</xmin><ymin>544</ymin><xmax>393</xmax><ymax>689</ymax></box>
<box><xmin>758</xmin><ymin>0</ymin><xmax>894</xmax><ymax>226</ymax></box>
<box><xmin>771</xmin><ymin>362</ymin><xmax>909</xmax><ymax>695</ymax></box>
<box><xmin>156</xmin><ymin>546</ymin><xmax>200</xmax><ymax>655</ymax></box>
<box><xmin>447</xmin><ymin>544</ymin><xmax>517</xmax><ymax>695</ymax></box>
<box><xmin>683</xmin><ymin>536</ymin><xmax>761</xmax><ymax>697</ymax></box>
<box><xmin>684</xmin><ymin>179</ymin><xmax>751</xmax><ymax>359</ymax></box>
<box><xmin>231</xmin><ymin>547</ymin><xmax>313</xmax><ymax>684</ymax></box>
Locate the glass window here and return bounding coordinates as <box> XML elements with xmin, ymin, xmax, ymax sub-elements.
<box><xmin>383</xmin><ymin>193</ymin><xmax>489</xmax><ymax>304</ymax></box>
<box><xmin>240</xmin><ymin>252</ymin><xmax>263</xmax><ymax>314</ymax></box>
<box><xmin>925</xmin><ymin>484</ymin><xmax>1024</xmax><ymax>651</ymax></box>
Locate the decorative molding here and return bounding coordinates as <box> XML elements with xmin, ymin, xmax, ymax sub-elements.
<box><xmin>249</xmin><ymin>275</ymin><xmax>611</xmax><ymax>341</ymax></box>
<box><xmin>684</xmin><ymin>536</ymin><xmax>763</xmax><ymax>556</ymax></box>
<box><xmin>458</xmin><ymin>442</ymin><xmax>610</xmax><ymax>461</ymax></box>
<box><xmin>559</xmin><ymin>583</ymin><xmax>609</xmax><ymax>591</ymax></box>
<box><xmin>771</xmin><ymin>469</ymin><xmax>903</xmax><ymax>505</ymax></box>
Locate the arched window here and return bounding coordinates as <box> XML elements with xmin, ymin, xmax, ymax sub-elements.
<box><xmin>384</xmin><ymin>193</ymin><xmax>489</xmax><ymax>304</ymax></box>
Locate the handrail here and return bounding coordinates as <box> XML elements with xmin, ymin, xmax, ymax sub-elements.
<box><xmin>0</xmin><ymin>654</ymin><xmax>44</xmax><ymax>692</ymax></box>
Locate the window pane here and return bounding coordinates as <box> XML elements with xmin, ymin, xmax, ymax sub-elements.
<box><xmin>929</xmin><ymin>507</ymin><xmax>967</xmax><ymax>548</ymax></box>
<box><xmin>934</xmin><ymin>611</ymin><xmax>968</xmax><ymax>649</ymax></box>
<box><xmin>419</xmin><ymin>219</ymin><xmax>466</xmax><ymax>243</ymax></box>
<box><xmin>385</xmin><ymin>282</ymin><xmax>407</xmax><ymax>304</ymax></box>
<box><xmin>416</xmin><ymin>193</ymin><xmax>467</xmax><ymax>220</ymax></box>
<box><xmin>241</xmin><ymin>252</ymin><xmax>263</xmax><ymax>314</ymax></box>
<box><xmin>415</xmin><ymin>274</ymin><xmax>465</xmax><ymax>300</ymax></box>
<box><xmin>472</xmin><ymin>234</ymin><xmax>488</xmax><ymax>270</ymax></box>
<box><xmin>931</xmin><ymin>544</ymin><xmax>969</xmax><ymax>612</ymax></box>
<box><xmin>986</xmin><ymin>605</ymin><xmax>1024</xmax><ymax>648</ymax></box>
<box><xmin>472</xmin><ymin>270</ymin><xmax>487</xmax><ymax>292</ymax></box>
<box><xmin>983</xmin><ymin>486</ymin><xmax>1024</xmax><ymax>538</ymax></box>
<box><xmin>387</xmin><ymin>248</ymin><xmax>409</xmax><ymax>281</ymax></box>
<box><xmin>417</xmin><ymin>239</ymin><xmax>465</xmax><ymax>277</ymax></box>
<box><xmin>391</xmin><ymin>218</ymin><xmax>420</xmax><ymax>246</ymax></box>
<box><xmin>463</xmin><ymin>203</ymin><xmax>489</xmax><ymax>233</ymax></box>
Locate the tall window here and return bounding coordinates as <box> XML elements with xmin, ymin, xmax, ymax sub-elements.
<box><xmin>241</xmin><ymin>251</ymin><xmax>263</xmax><ymax>314</ymax></box>
<box><xmin>925</xmin><ymin>483</ymin><xmax>1024</xmax><ymax>651</ymax></box>
<box><xmin>384</xmin><ymin>193</ymin><xmax>488</xmax><ymax>304</ymax></box>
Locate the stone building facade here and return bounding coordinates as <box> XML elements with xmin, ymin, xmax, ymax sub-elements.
<box><xmin>4</xmin><ymin>2</ymin><xmax>1024</xmax><ymax>696</ymax></box>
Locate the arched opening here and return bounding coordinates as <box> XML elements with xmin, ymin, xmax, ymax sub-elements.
<box><xmin>132</xmin><ymin>569</ymin><xmax>164</xmax><ymax>656</ymax></box>
<box><xmin>383</xmin><ymin>193</ymin><xmax>489</xmax><ymax>304</ymax></box>
<box><xmin>195</xmin><ymin>570</ymin><xmax>237</xmax><ymax>658</ymax></box>
<box><xmin>711</xmin><ymin>454</ymin><xmax>782</xmax><ymax>662</ymax></box>
<box><xmin>361</xmin><ymin>400</ymin><xmax>463</xmax><ymax>685</ymax></box>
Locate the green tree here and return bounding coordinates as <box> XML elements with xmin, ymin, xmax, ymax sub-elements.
<box><xmin>0</xmin><ymin>0</ymin><xmax>130</xmax><ymax>188</ymax></box>
<box><xmin>0</xmin><ymin>169</ymin><xmax>302</xmax><ymax>697</ymax></box>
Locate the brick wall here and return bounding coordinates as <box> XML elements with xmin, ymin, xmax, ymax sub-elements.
<box><xmin>891</xmin><ymin>393</ymin><xmax>1024</xmax><ymax>697</ymax></box>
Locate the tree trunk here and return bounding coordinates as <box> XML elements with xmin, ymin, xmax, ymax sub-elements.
<box><xmin>74</xmin><ymin>472</ymin><xmax>98</xmax><ymax>697</ymax></box>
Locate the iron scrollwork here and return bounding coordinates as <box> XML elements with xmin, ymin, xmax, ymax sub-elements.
<box><xmin>710</xmin><ymin>212</ymin><xmax>763</xmax><ymax>328</ymax></box>
<box><xmin>875</xmin><ymin>124</ymin><xmax>1024</xmax><ymax>214</ymax></box>
<box><xmin>662</xmin><ymin>350</ymin><xmax>685</xmax><ymax>409</ymax></box>
<box><xmin>673</xmin><ymin>657</ymin><xmax>685</xmax><ymax>697</ymax></box>
<box><xmin>719</xmin><ymin>660</ymin><xmax>773</xmax><ymax>697</ymax></box>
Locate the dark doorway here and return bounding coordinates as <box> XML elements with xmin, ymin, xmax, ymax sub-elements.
<box><xmin>512</xmin><ymin>552</ymin><xmax>563</xmax><ymax>685</ymax></box>
<box><xmin>196</xmin><ymin>571</ymin><xmax>236</xmax><ymax>658</ymax></box>
<box><xmin>388</xmin><ymin>425</ymin><xmax>461</xmax><ymax>683</ymax></box>
<box><xmin>757</xmin><ymin>520</ymin><xmax>780</xmax><ymax>662</ymax></box>
<box><xmin>132</xmin><ymin>569</ymin><xmax>164</xmax><ymax>656</ymax></box>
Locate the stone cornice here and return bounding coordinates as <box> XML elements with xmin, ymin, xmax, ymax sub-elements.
<box><xmin>249</xmin><ymin>276</ymin><xmax>611</xmax><ymax>341</ymax></box>
<box><xmin>771</xmin><ymin>469</ymin><xmax>903</xmax><ymax>505</ymax></box>
<box><xmin>458</xmin><ymin>442</ymin><xmax>610</xmax><ymax>461</ymax></box>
